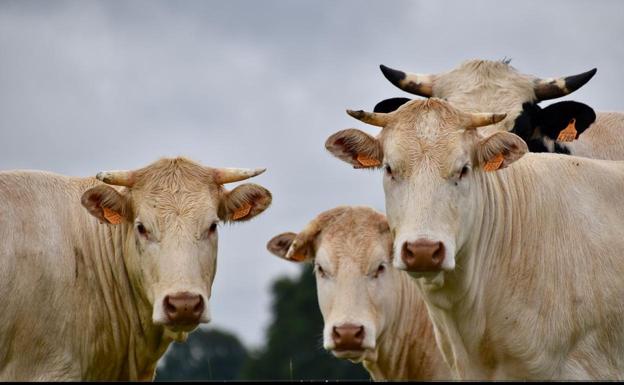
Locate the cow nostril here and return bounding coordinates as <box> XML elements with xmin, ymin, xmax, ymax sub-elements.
<box><xmin>193</xmin><ymin>296</ymin><xmax>204</xmax><ymax>314</ymax></box>
<box><xmin>355</xmin><ymin>326</ymin><xmax>364</xmax><ymax>340</ymax></box>
<box><xmin>164</xmin><ymin>296</ymin><xmax>176</xmax><ymax>314</ymax></box>
<box><xmin>431</xmin><ymin>242</ymin><xmax>444</xmax><ymax>263</ymax></box>
<box><xmin>332</xmin><ymin>326</ymin><xmax>340</xmax><ymax>341</ymax></box>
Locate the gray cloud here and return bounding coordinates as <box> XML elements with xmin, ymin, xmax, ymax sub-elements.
<box><xmin>1</xmin><ymin>0</ymin><xmax>622</xmax><ymax>347</ymax></box>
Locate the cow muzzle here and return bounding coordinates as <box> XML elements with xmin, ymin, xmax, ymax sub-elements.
<box><xmin>330</xmin><ymin>323</ymin><xmax>366</xmax><ymax>360</ymax></box>
<box><xmin>162</xmin><ymin>292</ymin><xmax>205</xmax><ymax>330</ymax></box>
<box><xmin>401</xmin><ymin>239</ymin><xmax>445</xmax><ymax>272</ymax></box>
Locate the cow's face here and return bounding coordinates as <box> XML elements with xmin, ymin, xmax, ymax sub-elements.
<box><xmin>81</xmin><ymin>158</ymin><xmax>272</xmax><ymax>334</ymax></box>
<box><xmin>326</xmin><ymin>99</ymin><xmax>526</xmax><ymax>277</ymax></box>
<box><xmin>267</xmin><ymin>207</ymin><xmax>397</xmax><ymax>364</ymax></box>
<box><xmin>378</xmin><ymin>60</ymin><xmax>597</xmax><ymax>153</ymax></box>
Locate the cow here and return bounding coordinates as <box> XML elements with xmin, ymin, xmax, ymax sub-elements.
<box><xmin>0</xmin><ymin>157</ymin><xmax>272</xmax><ymax>380</ymax></box>
<box><xmin>377</xmin><ymin>59</ymin><xmax>624</xmax><ymax>159</ymax></box>
<box><xmin>266</xmin><ymin>206</ymin><xmax>450</xmax><ymax>380</ymax></box>
<box><xmin>325</xmin><ymin>98</ymin><xmax>624</xmax><ymax>380</ymax></box>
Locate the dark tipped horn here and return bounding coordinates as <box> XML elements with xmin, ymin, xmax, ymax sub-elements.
<box><xmin>380</xmin><ymin>64</ymin><xmax>434</xmax><ymax>97</ymax></box>
<box><xmin>534</xmin><ymin>68</ymin><xmax>597</xmax><ymax>101</ymax></box>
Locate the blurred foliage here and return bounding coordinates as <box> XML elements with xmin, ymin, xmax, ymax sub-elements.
<box><xmin>240</xmin><ymin>264</ymin><xmax>370</xmax><ymax>380</ymax></box>
<box><xmin>155</xmin><ymin>265</ymin><xmax>370</xmax><ymax>380</ymax></box>
<box><xmin>155</xmin><ymin>327</ymin><xmax>248</xmax><ymax>381</ymax></box>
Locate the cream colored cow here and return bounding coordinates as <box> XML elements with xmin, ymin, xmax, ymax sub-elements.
<box><xmin>379</xmin><ymin>59</ymin><xmax>624</xmax><ymax>159</ymax></box>
<box><xmin>326</xmin><ymin>98</ymin><xmax>624</xmax><ymax>380</ymax></box>
<box><xmin>0</xmin><ymin>157</ymin><xmax>272</xmax><ymax>380</ymax></box>
<box><xmin>267</xmin><ymin>206</ymin><xmax>450</xmax><ymax>380</ymax></box>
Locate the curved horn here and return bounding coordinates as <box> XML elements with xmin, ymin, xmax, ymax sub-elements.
<box><xmin>380</xmin><ymin>64</ymin><xmax>434</xmax><ymax>97</ymax></box>
<box><xmin>96</xmin><ymin>170</ymin><xmax>135</xmax><ymax>187</ymax></box>
<box><xmin>466</xmin><ymin>113</ymin><xmax>507</xmax><ymax>129</ymax></box>
<box><xmin>213</xmin><ymin>167</ymin><xmax>266</xmax><ymax>184</ymax></box>
<box><xmin>533</xmin><ymin>68</ymin><xmax>597</xmax><ymax>101</ymax></box>
<box><xmin>346</xmin><ymin>109</ymin><xmax>390</xmax><ymax>127</ymax></box>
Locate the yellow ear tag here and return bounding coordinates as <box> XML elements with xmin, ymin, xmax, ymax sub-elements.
<box><xmin>102</xmin><ymin>207</ymin><xmax>123</xmax><ymax>224</ymax></box>
<box><xmin>231</xmin><ymin>202</ymin><xmax>252</xmax><ymax>221</ymax></box>
<box><xmin>557</xmin><ymin>118</ymin><xmax>577</xmax><ymax>142</ymax></box>
<box><xmin>356</xmin><ymin>154</ymin><xmax>381</xmax><ymax>167</ymax></box>
<box><xmin>483</xmin><ymin>153</ymin><xmax>504</xmax><ymax>172</ymax></box>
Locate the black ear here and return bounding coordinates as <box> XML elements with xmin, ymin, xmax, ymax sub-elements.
<box><xmin>536</xmin><ymin>101</ymin><xmax>596</xmax><ymax>140</ymax></box>
<box><xmin>373</xmin><ymin>97</ymin><xmax>412</xmax><ymax>113</ymax></box>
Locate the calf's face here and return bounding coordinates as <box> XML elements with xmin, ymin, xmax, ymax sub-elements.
<box><xmin>326</xmin><ymin>99</ymin><xmax>527</xmax><ymax>276</ymax></box>
<box><xmin>267</xmin><ymin>207</ymin><xmax>397</xmax><ymax>363</ymax></box>
<box><xmin>81</xmin><ymin>158</ymin><xmax>272</xmax><ymax>333</ymax></box>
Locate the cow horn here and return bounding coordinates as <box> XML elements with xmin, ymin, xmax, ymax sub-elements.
<box><xmin>96</xmin><ymin>170</ymin><xmax>135</xmax><ymax>187</ymax></box>
<box><xmin>466</xmin><ymin>113</ymin><xmax>507</xmax><ymax>129</ymax></box>
<box><xmin>380</xmin><ymin>64</ymin><xmax>434</xmax><ymax>97</ymax></box>
<box><xmin>213</xmin><ymin>167</ymin><xmax>266</xmax><ymax>184</ymax></box>
<box><xmin>346</xmin><ymin>109</ymin><xmax>390</xmax><ymax>127</ymax></box>
<box><xmin>533</xmin><ymin>68</ymin><xmax>597</xmax><ymax>101</ymax></box>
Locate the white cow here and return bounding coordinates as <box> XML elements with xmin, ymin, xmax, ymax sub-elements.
<box><xmin>326</xmin><ymin>98</ymin><xmax>624</xmax><ymax>380</ymax></box>
<box><xmin>378</xmin><ymin>59</ymin><xmax>624</xmax><ymax>159</ymax></box>
<box><xmin>267</xmin><ymin>206</ymin><xmax>450</xmax><ymax>380</ymax></box>
<box><xmin>0</xmin><ymin>157</ymin><xmax>272</xmax><ymax>380</ymax></box>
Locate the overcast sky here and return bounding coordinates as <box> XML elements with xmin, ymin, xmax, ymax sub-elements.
<box><xmin>1</xmin><ymin>0</ymin><xmax>623</xmax><ymax>348</ymax></box>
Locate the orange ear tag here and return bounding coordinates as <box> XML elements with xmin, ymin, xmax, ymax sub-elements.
<box><xmin>231</xmin><ymin>202</ymin><xmax>252</xmax><ymax>220</ymax></box>
<box><xmin>557</xmin><ymin>118</ymin><xmax>577</xmax><ymax>142</ymax></box>
<box><xmin>289</xmin><ymin>253</ymin><xmax>307</xmax><ymax>262</ymax></box>
<box><xmin>483</xmin><ymin>153</ymin><xmax>504</xmax><ymax>172</ymax></box>
<box><xmin>356</xmin><ymin>154</ymin><xmax>381</xmax><ymax>167</ymax></box>
<box><xmin>102</xmin><ymin>207</ymin><xmax>123</xmax><ymax>224</ymax></box>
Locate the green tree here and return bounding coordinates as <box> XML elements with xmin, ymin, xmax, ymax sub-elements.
<box><xmin>241</xmin><ymin>265</ymin><xmax>370</xmax><ymax>380</ymax></box>
<box><xmin>155</xmin><ymin>327</ymin><xmax>248</xmax><ymax>381</ymax></box>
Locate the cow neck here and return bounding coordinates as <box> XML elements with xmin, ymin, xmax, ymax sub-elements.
<box><xmin>364</xmin><ymin>271</ymin><xmax>450</xmax><ymax>380</ymax></box>
<box><xmin>77</xmin><ymin>219</ymin><xmax>169</xmax><ymax>380</ymax></box>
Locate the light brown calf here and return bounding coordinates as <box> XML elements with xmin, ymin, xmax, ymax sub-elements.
<box><xmin>267</xmin><ymin>206</ymin><xmax>450</xmax><ymax>380</ymax></box>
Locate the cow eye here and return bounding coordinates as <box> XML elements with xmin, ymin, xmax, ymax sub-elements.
<box><xmin>315</xmin><ymin>264</ymin><xmax>327</xmax><ymax>278</ymax></box>
<box><xmin>459</xmin><ymin>164</ymin><xmax>470</xmax><ymax>180</ymax></box>
<box><xmin>384</xmin><ymin>164</ymin><xmax>393</xmax><ymax>178</ymax></box>
<box><xmin>373</xmin><ymin>263</ymin><xmax>385</xmax><ymax>278</ymax></box>
<box><xmin>136</xmin><ymin>222</ymin><xmax>149</xmax><ymax>238</ymax></box>
<box><xmin>201</xmin><ymin>222</ymin><xmax>219</xmax><ymax>240</ymax></box>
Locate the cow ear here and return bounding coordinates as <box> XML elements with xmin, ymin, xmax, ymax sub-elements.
<box><xmin>373</xmin><ymin>97</ymin><xmax>412</xmax><ymax>113</ymax></box>
<box><xmin>81</xmin><ymin>185</ymin><xmax>131</xmax><ymax>225</ymax></box>
<box><xmin>219</xmin><ymin>183</ymin><xmax>272</xmax><ymax>222</ymax></box>
<box><xmin>475</xmin><ymin>131</ymin><xmax>528</xmax><ymax>172</ymax></box>
<box><xmin>536</xmin><ymin>101</ymin><xmax>596</xmax><ymax>141</ymax></box>
<box><xmin>325</xmin><ymin>129</ymin><xmax>383</xmax><ymax>169</ymax></box>
<box><xmin>266</xmin><ymin>232</ymin><xmax>309</xmax><ymax>263</ymax></box>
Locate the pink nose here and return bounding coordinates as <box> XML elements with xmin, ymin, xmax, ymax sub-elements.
<box><xmin>163</xmin><ymin>292</ymin><xmax>204</xmax><ymax>326</ymax></box>
<box><xmin>401</xmin><ymin>239</ymin><xmax>445</xmax><ymax>271</ymax></box>
<box><xmin>332</xmin><ymin>324</ymin><xmax>365</xmax><ymax>351</ymax></box>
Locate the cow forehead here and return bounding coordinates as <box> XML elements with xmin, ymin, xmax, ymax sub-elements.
<box><xmin>128</xmin><ymin>158</ymin><xmax>222</xmax><ymax>219</ymax></box>
<box><xmin>431</xmin><ymin>60</ymin><xmax>536</xmax><ymax>124</ymax></box>
<box><xmin>316</xmin><ymin>211</ymin><xmax>392</xmax><ymax>273</ymax></box>
<box><xmin>382</xmin><ymin>100</ymin><xmax>469</xmax><ymax>171</ymax></box>
<box><xmin>133</xmin><ymin>189</ymin><xmax>219</xmax><ymax>220</ymax></box>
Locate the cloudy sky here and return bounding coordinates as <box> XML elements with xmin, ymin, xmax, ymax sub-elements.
<box><xmin>1</xmin><ymin>0</ymin><xmax>622</xmax><ymax>348</ymax></box>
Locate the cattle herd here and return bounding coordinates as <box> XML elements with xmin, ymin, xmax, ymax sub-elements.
<box><xmin>2</xmin><ymin>59</ymin><xmax>624</xmax><ymax>380</ymax></box>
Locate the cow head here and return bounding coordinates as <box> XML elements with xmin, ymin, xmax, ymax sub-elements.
<box><xmin>81</xmin><ymin>157</ymin><xmax>272</xmax><ymax>334</ymax></box>
<box><xmin>377</xmin><ymin>60</ymin><xmax>597</xmax><ymax>153</ymax></box>
<box><xmin>326</xmin><ymin>99</ymin><xmax>527</xmax><ymax>277</ymax></box>
<box><xmin>267</xmin><ymin>206</ymin><xmax>397</xmax><ymax>364</ymax></box>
